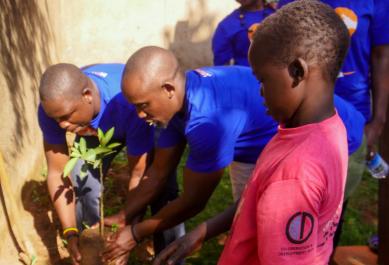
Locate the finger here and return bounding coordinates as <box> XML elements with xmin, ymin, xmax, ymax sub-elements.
<box><xmin>105</xmin><ymin>232</ymin><xmax>118</xmax><ymax>243</ymax></box>
<box><xmin>115</xmin><ymin>253</ymin><xmax>130</xmax><ymax>265</ymax></box>
<box><xmin>71</xmin><ymin>254</ymin><xmax>81</xmax><ymax>265</ymax></box>
<box><xmin>102</xmin><ymin>247</ymin><xmax>125</xmax><ymax>263</ymax></box>
<box><xmin>69</xmin><ymin>240</ymin><xmax>82</xmax><ymax>262</ymax></box>
<box><xmin>153</xmin><ymin>243</ymin><xmax>179</xmax><ymax>265</ymax></box>
<box><xmin>167</xmin><ymin>246</ymin><xmax>188</xmax><ymax>265</ymax></box>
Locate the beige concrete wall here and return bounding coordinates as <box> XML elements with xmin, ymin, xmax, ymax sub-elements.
<box><xmin>0</xmin><ymin>0</ymin><xmax>238</xmax><ymax>263</ymax></box>
<box><xmin>53</xmin><ymin>0</ymin><xmax>238</xmax><ymax>68</ymax></box>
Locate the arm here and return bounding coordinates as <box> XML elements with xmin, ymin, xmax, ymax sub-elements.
<box><xmin>104</xmin><ymin>153</ymin><xmax>148</xmax><ymax>227</ymax></box>
<box><xmin>153</xmin><ymin>201</ymin><xmax>238</xmax><ymax>265</ymax></box>
<box><xmin>212</xmin><ymin>23</ymin><xmax>233</xmax><ymax>65</ymax></box>
<box><xmin>44</xmin><ymin>141</ymin><xmax>81</xmax><ymax>264</ymax></box>
<box><xmin>365</xmin><ymin>45</ymin><xmax>389</xmax><ymax>150</ymax></box>
<box><xmin>45</xmin><ymin>142</ymin><xmax>76</xmax><ymax>229</ymax></box>
<box><xmin>102</xmin><ymin>166</ymin><xmax>224</xmax><ymax>263</ymax></box>
<box><xmin>123</xmin><ymin>143</ymin><xmax>185</xmax><ymax>222</ymax></box>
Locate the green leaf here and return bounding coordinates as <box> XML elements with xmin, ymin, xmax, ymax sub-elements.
<box><xmin>63</xmin><ymin>157</ymin><xmax>78</xmax><ymax>177</ymax></box>
<box><xmin>83</xmin><ymin>149</ymin><xmax>96</xmax><ymax>162</ymax></box>
<box><xmin>82</xmin><ymin>222</ymin><xmax>91</xmax><ymax>229</ymax></box>
<box><xmin>93</xmin><ymin>160</ymin><xmax>101</xmax><ymax>169</ymax></box>
<box><xmin>111</xmin><ymin>223</ymin><xmax>119</xmax><ymax>233</ymax></box>
<box><xmin>62</xmin><ymin>239</ymin><xmax>68</xmax><ymax>246</ymax></box>
<box><xmin>70</xmin><ymin>147</ymin><xmax>81</xmax><ymax>158</ymax></box>
<box><xmin>79</xmin><ymin>137</ymin><xmax>87</xmax><ymax>155</ymax></box>
<box><xmin>107</xmin><ymin>142</ymin><xmax>121</xmax><ymax>149</ymax></box>
<box><xmin>101</xmin><ymin>127</ymin><xmax>115</xmax><ymax>146</ymax></box>
<box><xmin>98</xmin><ymin>128</ymin><xmax>104</xmax><ymax>142</ymax></box>
<box><xmin>94</xmin><ymin>147</ymin><xmax>112</xmax><ymax>155</ymax></box>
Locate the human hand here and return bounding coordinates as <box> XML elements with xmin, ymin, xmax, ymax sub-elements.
<box><xmin>153</xmin><ymin>223</ymin><xmax>206</xmax><ymax>265</ymax></box>
<box><xmin>102</xmin><ymin>225</ymin><xmax>137</xmax><ymax>264</ymax></box>
<box><xmin>105</xmin><ymin>210</ymin><xmax>126</xmax><ymax>229</ymax></box>
<box><xmin>67</xmin><ymin>236</ymin><xmax>82</xmax><ymax>265</ymax></box>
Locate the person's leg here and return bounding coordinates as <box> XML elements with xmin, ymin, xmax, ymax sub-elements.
<box><xmin>71</xmin><ymin>136</ymin><xmax>120</xmax><ymax>230</ymax></box>
<box><xmin>229</xmin><ymin>161</ymin><xmax>256</xmax><ymax>201</ymax></box>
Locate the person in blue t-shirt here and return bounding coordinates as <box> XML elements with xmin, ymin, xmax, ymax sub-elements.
<box><xmin>212</xmin><ymin>0</ymin><xmax>276</xmax><ymax>66</ymax></box>
<box><xmin>102</xmin><ymin>46</ymin><xmax>365</xmax><ymax>264</ymax></box>
<box><xmin>38</xmin><ymin>63</ymin><xmax>183</xmax><ymax>265</ymax></box>
<box><xmin>278</xmin><ymin>0</ymin><xmax>389</xmax><ymax>253</ymax></box>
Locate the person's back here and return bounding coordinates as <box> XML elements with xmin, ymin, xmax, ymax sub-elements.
<box><xmin>179</xmin><ymin>66</ymin><xmax>278</xmax><ymax>166</ymax></box>
<box><xmin>218</xmin><ymin>1</ymin><xmax>350</xmax><ymax>264</ymax></box>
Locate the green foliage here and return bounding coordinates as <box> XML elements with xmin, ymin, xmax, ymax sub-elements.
<box><xmin>111</xmin><ymin>223</ymin><xmax>119</xmax><ymax>233</ymax></box>
<box><xmin>62</xmin><ymin>127</ymin><xmax>121</xmax><ymax>179</ymax></box>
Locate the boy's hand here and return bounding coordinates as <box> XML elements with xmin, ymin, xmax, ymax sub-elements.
<box><xmin>102</xmin><ymin>225</ymin><xmax>137</xmax><ymax>263</ymax></box>
<box><xmin>153</xmin><ymin>223</ymin><xmax>206</xmax><ymax>265</ymax></box>
<box><xmin>67</xmin><ymin>236</ymin><xmax>82</xmax><ymax>265</ymax></box>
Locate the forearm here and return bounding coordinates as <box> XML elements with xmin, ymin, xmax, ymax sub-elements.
<box><xmin>134</xmin><ymin>195</ymin><xmax>206</xmax><ymax>240</ymax></box>
<box><xmin>371</xmin><ymin>45</ymin><xmax>389</xmax><ymax>123</ymax></box>
<box><xmin>123</xmin><ymin>168</ymin><xmax>167</xmax><ymax>222</ymax></box>
<box><xmin>47</xmin><ymin>173</ymin><xmax>77</xmax><ymax>229</ymax></box>
<box><xmin>203</xmin><ymin>201</ymin><xmax>238</xmax><ymax>241</ymax></box>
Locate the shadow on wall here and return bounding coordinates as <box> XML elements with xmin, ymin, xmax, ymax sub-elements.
<box><xmin>163</xmin><ymin>0</ymin><xmax>216</xmax><ymax>70</ymax></box>
<box><xmin>21</xmin><ymin>180</ymin><xmax>66</xmax><ymax>264</ymax></box>
<box><xmin>0</xmin><ymin>0</ymin><xmax>53</xmax><ymax>158</ymax></box>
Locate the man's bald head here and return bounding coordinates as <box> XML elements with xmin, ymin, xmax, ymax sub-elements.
<box><xmin>39</xmin><ymin>63</ymin><xmax>88</xmax><ymax>102</ymax></box>
<box><xmin>122</xmin><ymin>46</ymin><xmax>180</xmax><ymax>93</ymax></box>
<box><xmin>121</xmin><ymin>46</ymin><xmax>185</xmax><ymax>128</ymax></box>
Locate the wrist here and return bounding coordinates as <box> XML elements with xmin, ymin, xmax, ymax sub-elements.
<box><xmin>63</xmin><ymin>227</ymin><xmax>79</xmax><ymax>240</ymax></box>
<box><xmin>131</xmin><ymin>224</ymin><xmax>142</xmax><ymax>244</ymax></box>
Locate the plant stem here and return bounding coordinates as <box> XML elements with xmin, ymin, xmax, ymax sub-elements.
<box><xmin>99</xmin><ymin>164</ymin><xmax>104</xmax><ymax>237</ymax></box>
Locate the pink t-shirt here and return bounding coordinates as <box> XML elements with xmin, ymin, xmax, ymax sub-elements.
<box><xmin>218</xmin><ymin>113</ymin><xmax>348</xmax><ymax>265</ymax></box>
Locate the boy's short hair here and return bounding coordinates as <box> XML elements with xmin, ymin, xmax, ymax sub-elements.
<box><xmin>250</xmin><ymin>0</ymin><xmax>349</xmax><ymax>82</ymax></box>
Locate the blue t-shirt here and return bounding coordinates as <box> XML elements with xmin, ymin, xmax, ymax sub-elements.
<box><xmin>158</xmin><ymin>66</ymin><xmax>279</xmax><ymax>173</ymax></box>
<box><xmin>99</xmin><ymin>93</ymin><xmax>154</xmax><ymax>156</ymax></box>
<box><xmin>212</xmin><ymin>7</ymin><xmax>275</xmax><ymax>66</ymax></box>
<box><xmin>38</xmin><ymin>63</ymin><xmax>124</xmax><ymax>144</ymax></box>
<box><xmin>278</xmin><ymin>0</ymin><xmax>389</xmax><ymax>121</ymax></box>
<box><xmin>157</xmin><ymin>66</ymin><xmax>364</xmax><ymax>173</ymax></box>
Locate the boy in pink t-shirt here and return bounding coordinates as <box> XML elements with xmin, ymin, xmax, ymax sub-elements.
<box><xmin>218</xmin><ymin>1</ymin><xmax>350</xmax><ymax>264</ymax></box>
<box><xmin>152</xmin><ymin>1</ymin><xmax>350</xmax><ymax>265</ymax></box>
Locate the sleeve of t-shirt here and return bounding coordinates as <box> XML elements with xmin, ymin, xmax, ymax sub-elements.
<box><xmin>212</xmin><ymin>23</ymin><xmax>233</xmax><ymax>65</ymax></box>
<box><xmin>256</xmin><ymin>179</ymin><xmax>323</xmax><ymax>265</ymax></box>
<box><xmin>186</xmin><ymin>111</ymin><xmax>247</xmax><ymax>173</ymax></box>
<box><xmin>372</xmin><ymin>0</ymin><xmax>389</xmax><ymax>45</ymax></box>
<box><xmin>157</xmin><ymin>121</ymin><xmax>186</xmax><ymax>149</ymax></box>
<box><xmin>125</xmin><ymin>113</ymin><xmax>154</xmax><ymax>156</ymax></box>
<box><xmin>37</xmin><ymin>104</ymin><xmax>67</xmax><ymax>145</ymax></box>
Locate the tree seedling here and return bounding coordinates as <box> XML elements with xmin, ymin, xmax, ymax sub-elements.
<box><xmin>63</xmin><ymin>127</ymin><xmax>121</xmax><ymax>236</ymax></box>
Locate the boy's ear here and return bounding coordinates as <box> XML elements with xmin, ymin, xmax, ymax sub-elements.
<box><xmin>288</xmin><ymin>58</ymin><xmax>308</xmax><ymax>88</ymax></box>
